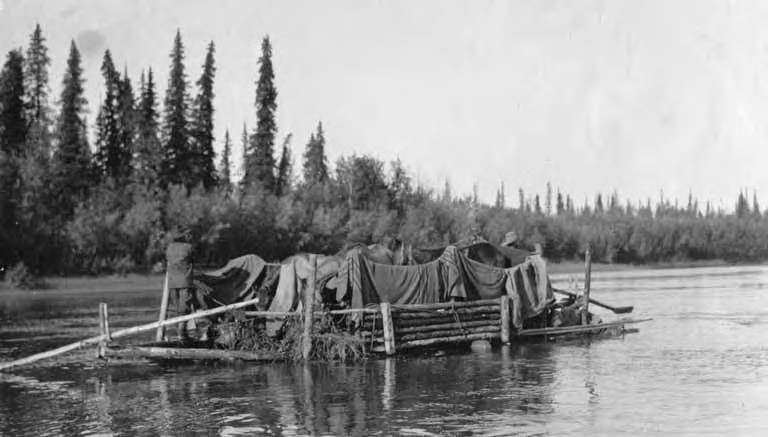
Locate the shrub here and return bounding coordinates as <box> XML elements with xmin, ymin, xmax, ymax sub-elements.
<box><xmin>5</xmin><ymin>262</ymin><xmax>46</xmax><ymax>290</ymax></box>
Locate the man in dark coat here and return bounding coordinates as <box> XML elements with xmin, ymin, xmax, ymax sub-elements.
<box><xmin>166</xmin><ymin>226</ymin><xmax>196</xmax><ymax>341</ymax></box>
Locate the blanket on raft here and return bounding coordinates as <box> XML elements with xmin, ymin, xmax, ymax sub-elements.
<box><xmin>193</xmin><ymin>254</ymin><xmax>280</xmax><ymax>306</ymax></box>
<box><xmin>335</xmin><ymin>246</ymin><xmax>553</xmax><ymax>328</ymax></box>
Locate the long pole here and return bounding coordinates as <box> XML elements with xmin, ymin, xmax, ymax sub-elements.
<box><xmin>0</xmin><ymin>296</ymin><xmax>261</xmax><ymax>372</ymax></box>
<box><xmin>302</xmin><ymin>254</ymin><xmax>317</xmax><ymax>361</ymax></box>
<box><xmin>582</xmin><ymin>246</ymin><xmax>592</xmax><ymax>325</ymax></box>
<box><xmin>156</xmin><ymin>273</ymin><xmax>170</xmax><ymax>342</ymax></box>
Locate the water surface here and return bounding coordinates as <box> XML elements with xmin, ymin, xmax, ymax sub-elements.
<box><xmin>2</xmin><ymin>265</ymin><xmax>768</xmax><ymax>435</ymax></box>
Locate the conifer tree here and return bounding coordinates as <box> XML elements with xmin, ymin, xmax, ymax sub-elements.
<box><xmin>218</xmin><ymin>129</ymin><xmax>232</xmax><ymax>191</ymax></box>
<box><xmin>245</xmin><ymin>36</ymin><xmax>277</xmax><ymax>190</ymax></box>
<box><xmin>545</xmin><ymin>182</ymin><xmax>552</xmax><ymax>215</ymax></box>
<box><xmin>52</xmin><ymin>41</ymin><xmax>90</xmax><ymax>217</ymax></box>
<box><xmin>556</xmin><ymin>191</ymin><xmax>565</xmax><ymax>215</ymax></box>
<box><xmin>240</xmin><ymin>122</ymin><xmax>248</xmax><ymax>181</ymax></box>
<box><xmin>134</xmin><ymin>68</ymin><xmax>162</xmax><ymax>189</ymax></box>
<box><xmin>116</xmin><ymin>68</ymin><xmax>135</xmax><ymax>176</ymax></box>
<box><xmin>93</xmin><ymin>50</ymin><xmax>121</xmax><ymax>181</ymax></box>
<box><xmin>302</xmin><ymin>121</ymin><xmax>328</xmax><ymax>185</ymax></box>
<box><xmin>190</xmin><ymin>40</ymin><xmax>217</xmax><ymax>189</ymax></box>
<box><xmin>162</xmin><ymin>29</ymin><xmax>190</xmax><ymax>188</ymax></box>
<box><xmin>595</xmin><ymin>193</ymin><xmax>604</xmax><ymax>214</ymax></box>
<box><xmin>494</xmin><ymin>181</ymin><xmax>505</xmax><ymax>209</ymax></box>
<box><xmin>0</xmin><ymin>49</ymin><xmax>27</xmax><ymax>264</ymax></box>
<box><xmin>24</xmin><ymin>24</ymin><xmax>50</xmax><ymax>129</ymax></box>
<box><xmin>0</xmin><ymin>50</ymin><xmax>27</xmax><ymax>155</ymax></box>
<box><xmin>753</xmin><ymin>193</ymin><xmax>761</xmax><ymax>218</ymax></box>
<box><xmin>275</xmin><ymin>133</ymin><xmax>293</xmax><ymax>196</ymax></box>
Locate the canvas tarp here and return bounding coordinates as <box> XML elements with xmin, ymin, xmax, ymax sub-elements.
<box><xmin>193</xmin><ymin>254</ymin><xmax>280</xmax><ymax>306</ymax></box>
<box><xmin>266</xmin><ymin>254</ymin><xmax>344</xmax><ymax>335</ymax></box>
<box><xmin>336</xmin><ymin>246</ymin><xmax>554</xmax><ymax>328</ymax></box>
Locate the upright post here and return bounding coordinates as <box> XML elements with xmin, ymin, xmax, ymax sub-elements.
<box><xmin>582</xmin><ymin>245</ymin><xmax>592</xmax><ymax>325</ymax></box>
<box><xmin>156</xmin><ymin>273</ymin><xmax>170</xmax><ymax>342</ymax></box>
<box><xmin>380</xmin><ymin>302</ymin><xmax>395</xmax><ymax>355</ymax></box>
<box><xmin>500</xmin><ymin>296</ymin><xmax>511</xmax><ymax>343</ymax></box>
<box><xmin>97</xmin><ymin>302</ymin><xmax>109</xmax><ymax>358</ymax></box>
<box><xmin>302</xmin><ymin>255</ymin><xmax>318</xmax><ymax>361</ymax></box>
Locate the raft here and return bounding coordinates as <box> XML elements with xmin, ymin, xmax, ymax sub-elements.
<box><xmin>0</xmin><ymin>246</ymin><xmax>650</xmax><ymax>371</ymax></box>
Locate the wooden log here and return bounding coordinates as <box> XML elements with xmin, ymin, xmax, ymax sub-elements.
<box><xmin>364</xmin><ymin>313</ymin><xmax>501</xmax><ymax>331</ymax></box>
<box><xmin>242</xmin><ymin>308</ymin><xmax>379</xmax><ymax>318</ymax></box>
<box><xmin>105</xmin><ymin>345</ymin><xmax>280</xmax><ymax>362</ymax></box>
<box><xmin>302</xmin><ymin>255</ymin><xmax>318</xmax><ymax>361</ymax></box>
<box><xmin>382</xmin><ymin>332</ymin><xmax>501</xmax><ymax>352</ymax></box>
<box><xmin>380</xmin><ymin>302</ymin><xmax>395</xmax><ymax>355</ymax></box>
<box><xmin>500</xmin><ymin>295</ymin><xmax>510</xmax><ymax>344</ymax></box>
<box><xmin>395</xmin><ymin>319</ymin><xmax>501</xmax><ymax>335</ymax></box>
<box><xmin>582</xmin><ymin>246</ymin><xmax>592</xmax><ymax>326</ymax></box>
<box><xmin>0</xmin><ymin>296</ymin><xmax>261</xmax><ymax>372</ymax></box>
<box><xmin>97</xmin><ymin>302</ymin><xmax>107</xmax><ymax>359</ymax></box>
<box><xmin>516</xmin><ymin>318</ymin><xmax>652</xmax><ymax>337</ymax></box>
<box><xmin>101</xmin><ymin>302</ymin><xmax>111</xmax><ymax>341</ymax></box>
<box><xmin>397</xmin><ymin>325</ymin><xmax>499</xmax><ymax>342</ymax></box>
<box><xmin>392</xmin><ymin>305</ymin><xmax>501</xmax><ymax>319</ymax></box>
<box><xmin>156</xmin><ymin>273</ymin><xmax>170</xmax><ymax>342</ymax></box>
<box><xmin>391</xmin><ymin>298</ymin><xmax>503</xmax><ymax>312</ymax></box>
<box><xmin>363</xmin><ymin>313</ymin><xmax>500</xmax><ymax>331</ymax></box>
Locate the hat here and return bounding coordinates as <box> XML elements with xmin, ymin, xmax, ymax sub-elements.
<box><xmin>501</xmin><ymin>231</ymin><xmax>518</xmax><ymax>247</ymax></box>
<box><xmin>172</xmin><ymin>225</ymin><xmax>192</xmax><ymax>242</ymax></box>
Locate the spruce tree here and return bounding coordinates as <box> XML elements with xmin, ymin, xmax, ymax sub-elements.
<box><xmin>0</xmin><ymin>50</ymin><xmax>27</xmax><ymax>155</ymax></box>
<box><xmin>52</xmin><ymin>41</ymin><xmax>91</xmax><ymax>217</ymax></box>
<box><xmin>302</xmin><ymin>121</ymin><xmax>328</xmax><ymax>185</ymax></box>
<box><xmin>275</xmin><ymin>133</ymin><xmax>293</xmax><ymax>196</ymax></box>
<box><xmin>240</xmin><ymin>122</ymin><xmax>248</xmax><ymax>181</ymax></box>
<box><xmin>116</xmin><ymin>68</ymin><xmax>135</xmax><ymax>178</ymax></box>
<box><xmin>24</xmin><ymin>24</ymin><xmax>50</xmax><ymax>128</ymax></box>
<box><xmin>218</xmin><ymin>129</ymin><xmax>232</xmax><ymax>191</ymax></box>
<box><xmin>162</xmin><ymin>29</ymin><xmax>190</xmax><ymax>188</ymax></box>
<box><xmin>245</xmin><ymin>36</ymin><xmax>277</xmax><ymax>190</ymax></box>
<box><xmin>0</xmin><ymin>49</ymin><xmax>27</xmax><ymax>265</ymax></box>
<box><xmin>134</xmin><ymin>68</ymin><xmax>162</xmax><ymax>189</ymax></box>
<box><xmin>190</xmin><ymin>41</ymin><xmax>217</xmax><ymax>189</ymax></box>
<box><xmin>93</xmin><ymin>50</ymin><xmax>121</xmax><ymax>181</ymax></box>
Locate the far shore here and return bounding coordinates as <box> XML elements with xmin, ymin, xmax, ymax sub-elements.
<box><xmin>0</xmin><ymin>258</ymin><xmax>761</xmax><ymax>295</ymax></box>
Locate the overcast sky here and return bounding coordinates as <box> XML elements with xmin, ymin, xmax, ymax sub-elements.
<box><xmin>2</xmin><ymin>0</ymin><xmax>767</xmax><ymax>209</ymax></box>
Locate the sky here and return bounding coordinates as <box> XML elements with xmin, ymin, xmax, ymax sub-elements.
<box><xmin>1</xmin><ymin>0</ymin><xmax>768</xmax><ymax>210</ymax></box>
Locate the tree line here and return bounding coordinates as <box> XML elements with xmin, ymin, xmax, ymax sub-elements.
<box><xmin>1</xmin><ymin>25</ymin><xmax>767</xmax><ymax>277</ymax></box>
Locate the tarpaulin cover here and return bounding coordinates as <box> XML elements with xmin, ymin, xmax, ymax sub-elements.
<box><xmin>193</xmin><ymin>254</ymin><xmax>280</xmax><ymax>306</ymax></box>
<box><xmin>336</xmin><ymin>246</ymin><xmax>554</xmax><ymax>328</ymax></box>
<box><xmin>266</xmin><ymin>254</ymin><xmax>344</xmax><ymax>335</ymax></box>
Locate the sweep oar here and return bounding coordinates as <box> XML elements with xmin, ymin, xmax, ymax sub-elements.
<box><xmin>552</xmin><ymin>287</ymin><xmax>634</xmax><ymax>314</ymax></box>
<box><xmin>0</xmin><ymin>297</ymin><xmax>261</xmax><ymax>372</ymax></box>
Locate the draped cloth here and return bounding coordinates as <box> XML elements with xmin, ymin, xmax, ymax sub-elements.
<box><xmin>336</xmin><ymin>246</ymin><xmax>554</xmax><ymax>328</ymax></box>
<box><xmin>193</xmin><ymin>254</ymin><xmax>278</xmax><ymax>306</ymax></box>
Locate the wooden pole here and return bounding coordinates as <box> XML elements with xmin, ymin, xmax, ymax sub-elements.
<box><xmin>97</xmin><ymin>303</ymin><xmax>107</xmax><ymax>358</ymax></box>
<box><xmin>582</xmin><ymin>246</ymin><xmax>592</xmax><ymax>326</ymax></box>
<box><xmin>156</xmin><ymin>273</ymin><xmax>170</xmax><ymax>342</ymax></box>
<box><xmin>0</xmin><ymin>296</ymin><xmax>261</xmax><ymax>372</ymax></box>
<box><xmin>302</xmin><ymin>254</ymin><xmax>317</xmax><ymax>361</ymax></box>
<box><xmin>500</xmin><ymin>295</ymin><xmax>511</xmax><ymax>344</ymax></box>
<box><xmin>104</xmin><ymin>345</ymin><xmax>280</xmax><ymax>362</ymax></box>
<box><xmin>380</xmin><ymin>302</ymin><xmax>395</xmax><ymax>355</ymax></box>
<box><xmin>516</xmin><ymin>317</ymin><xmax>652</xmax><ymax>337</ymax></box>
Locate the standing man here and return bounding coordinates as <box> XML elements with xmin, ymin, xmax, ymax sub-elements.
<box><xmin>166</xmin><ymin>226</ymin><xmax>195</xmax><ymax>341</ymax></box>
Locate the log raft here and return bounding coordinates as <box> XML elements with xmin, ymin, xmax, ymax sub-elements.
<box><xmin>0</xmin><ymin>248</ymin><xmax>649</xmax><ymax>371</ymax></box>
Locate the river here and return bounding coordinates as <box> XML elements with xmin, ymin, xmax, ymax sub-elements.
<box><xmin>1</xmin><ymin>265</ymin><xmax>768</xmax><ymax>436</ymax></box>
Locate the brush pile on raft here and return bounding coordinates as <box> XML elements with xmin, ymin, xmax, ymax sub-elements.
<box><xmin>0</xmin><ymin>239</ymin><xmax>649</xmax><ymax>371</ymax></box>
